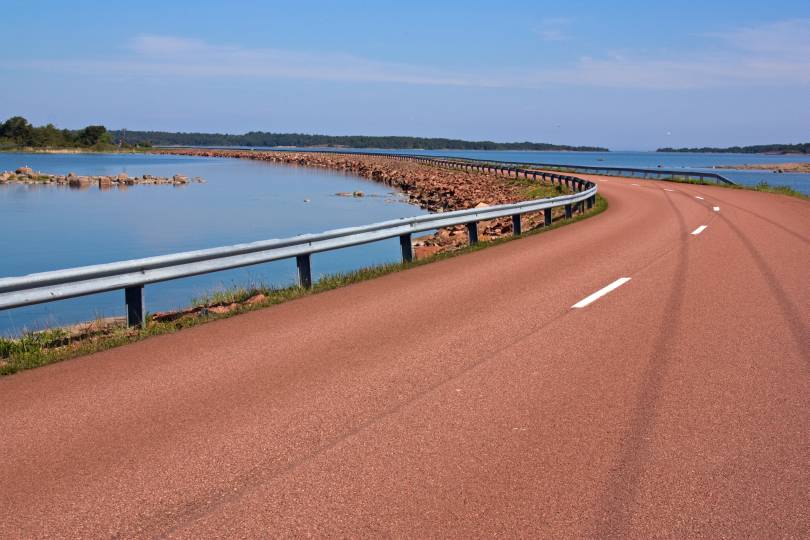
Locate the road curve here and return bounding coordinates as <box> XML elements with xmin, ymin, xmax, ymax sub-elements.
<box><xmin>2</xmin><ymin>176</ymin><xmax>809</xmax><ymax>538</ymax></box>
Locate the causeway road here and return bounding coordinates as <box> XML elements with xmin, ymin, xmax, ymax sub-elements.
<box><xmin>2</xmin><ymin>176</ymin><xmax>809</xmax><ymax>538</ymax></box>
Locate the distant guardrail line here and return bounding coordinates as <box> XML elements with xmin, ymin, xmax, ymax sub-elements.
<box><xmin>188</xmin><ymin>147</ymin><xmax>735</xmax><ymax>185</ymax></box>
<box><xmin>1</xmin><ymin>153</ymin><xmax>598</xmax><ymax>327</ymax></box>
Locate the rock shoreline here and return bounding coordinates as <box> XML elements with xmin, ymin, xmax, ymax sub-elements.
<box><xmin>0</xmin><ymin>167</ymin><xmax>204</xmax><ymax>188</ymax></box>
<box><xmin>152</xmin><ymin>148</ymin><xmax>567</xmax><ymax>255</ymax></box>
<box><xmin>714</xmin><ymin>162</ymin><xmax>810</xmax><ymax>173</ymax></box>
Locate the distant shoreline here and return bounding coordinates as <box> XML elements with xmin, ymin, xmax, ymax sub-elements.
<box><xmin>657</xmin><ymin>143</ymin><xmax>809</xmax><ymax>155</ymax></box>
<box><xmin>108</xmin><ymin>129</ymin><xmax>609</xmax><ymax>152</ymax></box>
<box><xmin>5</xmin><ymin>146</ymin><xmax>810</xmax><ymax>159</ymax></box>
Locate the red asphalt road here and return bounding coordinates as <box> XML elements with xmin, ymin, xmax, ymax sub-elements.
<box><xmin>2</xmin><ymin>176</ymin><xmax>809</xmax><ymax>538</ymax></box>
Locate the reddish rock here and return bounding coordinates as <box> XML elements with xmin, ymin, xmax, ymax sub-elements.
<box><xmin>208</xmin><ymin>303</ymin><xmax>238</xmax><ymax>315</ymax></box>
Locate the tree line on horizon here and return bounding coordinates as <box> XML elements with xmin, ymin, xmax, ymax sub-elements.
<box><xmin>0</xmin><ymin>116</ymin><xmax>117</xmax><ymax>149</ymax></box>
<box><xmin>0</xmin><ymin>117</ymin><xmax>608</xmax><ymax>151</ymax></box>
<box><xmin>107</xmin><ymin>130</ymin><xmax>609</xmax><ymax>152</ymax></box>
<box><xmin>657</xmin><ymin>143</ymin><xmax>809</xmax><ymax>154</ymax></box>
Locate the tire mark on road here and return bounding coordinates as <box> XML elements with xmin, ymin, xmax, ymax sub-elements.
<box><xmin>593</xmin><ymin>190</ymin><xmax>690</xmax><ymax>537</ymax></box>
<box><xmin>718</xmin><ymin>215</ymin><xmax>810</xmax><ymax>369</ymax></box>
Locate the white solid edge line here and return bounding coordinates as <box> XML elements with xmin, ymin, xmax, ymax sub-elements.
<box><xmin>572</xmin><ymin>277</ymin><xmax>632</xmax><ymax>309</ymax></box>
<box><xmin>691</xmin><ymin>225</ymin><xmax>708</xmax><ymax>235</ymax></box>
<box><xmin>695</xmin><ymin>196</ymin><xmax>704</xmax><ymax>200</ymax></box>
<box><xmin>713</xmin><ymin>206</ymin><xmax>720</xmax><ymax>212</ymax></box>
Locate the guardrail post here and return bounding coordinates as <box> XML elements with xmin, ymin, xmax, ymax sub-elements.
<box><xmin>544</xmin><ymin>207</ymin><xmax>552</xmax><ymax>226</ymax></box>
<box><xmin>296</xmin><ymin>254</ymin><xmax>312</xmax><ymax>289</ymax></box>
<box><xmin>466</xmin><ymin>221</ymin><xmax>479</xmax><ymax>245</ymax></box>
<box><xmin>399</xmin><ymin>233</ymin><xmax>413</xmax><ymax>262</ymax></box>
<box><xmin>565</xmin><ymin>204</ymin><xmax>573</xmax><ymax>219</ymax></box>
<box><xmin>125</xmin><ymin>285</ymin><xmax>144</xmax><ymax>328</ymax></box>
<box><xmin>586</xmin><ymin>195</ymin><xmax>594</xmax><ymax>209</ymax></box>
<box><xmin>512</xmin><ymin>214</ymin><xmax>522</xmax><ymax>236</ymax></box>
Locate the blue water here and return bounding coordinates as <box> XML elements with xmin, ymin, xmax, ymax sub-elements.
<box><xmin>261</xmin><ymin>148</ymin><xmax>810</xmax><ymax>195</ymax></box>
<box><xmin>0</xmin><ymin>152</ymin><xmax>426</xmax><ymax>335</ymax></box>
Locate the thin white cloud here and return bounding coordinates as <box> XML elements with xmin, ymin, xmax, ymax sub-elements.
<box><xmin>533</xmin><ymin>17</ymin><xmax>572</xmax><ymax>42</ymax></box>
<box><xmin>709</xmin><ymin>18</ymin><xmax>810</xmax><ymax>56</ymax></box>
<box><xmin>116</xmin><ymin>35</ymin><xmax>490</xmax><ymax>87</ymax></box>
<box><xmin>5</xmin><ymin>20</ymin><xmax>810</xmax><ymax>91</ymax></box>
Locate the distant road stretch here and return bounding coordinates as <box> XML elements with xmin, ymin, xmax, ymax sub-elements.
<box><xmin>2</xmin><ymin>175</ymin><xmax>809</xmax><ymax>538</ymax></box>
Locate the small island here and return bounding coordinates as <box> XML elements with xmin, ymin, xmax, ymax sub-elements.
<box><xmin>0</xmin><ymin>167</ymin><xmax>203</xmax><ymax>187</ymax></box>
<box><xmin>657</xmin><ymin>142</ymin><xmax>810</xmax><ymax>154</ymax></box>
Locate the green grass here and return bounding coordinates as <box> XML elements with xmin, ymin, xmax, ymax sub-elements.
<box><xmin>0</xmin><ymin>195</ymin><xmax>607</xmax><ymax>377</ymax></box>
<box><xmin>749</xmin><ymin>181</ymin><xmax>809</xmax><ymax>200</ymax></box>
<box><xmin>651</xmin><ymin>176</ymin><xmax>809</xmax><ymax>200</ymax></box>
<box><xmin>191</xmin><ymin>285</ymin><xmax>269</xmax><ymax>307</ymax></box>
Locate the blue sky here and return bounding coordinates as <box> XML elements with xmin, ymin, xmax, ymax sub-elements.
<box><xmin>2</xmin><ymin>0</ymin><xmax>809</xmax><ymax>149</ymax></box>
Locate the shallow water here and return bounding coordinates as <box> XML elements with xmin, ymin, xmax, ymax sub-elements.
<box><xmin>0</xmin><ymin>152</ymin><xmax>426</xmax><ymax>335</ymax></box>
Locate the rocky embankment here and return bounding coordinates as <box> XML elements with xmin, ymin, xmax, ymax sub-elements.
<box><xmin>714</xmin><ymin>162</ymin><xmax>810</xmax><ymax>173</ymax></box>
<box><xmin>0</xmin><ymin>167</ymin><xmax>204</xmax><ymax>188</ymax></box>
<box><xmin>153</xmin><ymin>149</ymin><xmax>564</xmax><ymax>256</ymax></box>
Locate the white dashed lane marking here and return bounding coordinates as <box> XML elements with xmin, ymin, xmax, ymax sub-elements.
<box><xmin>572</xmin><ymin>278</ymin><xmax>632</xmax><ymax>309</ymax></box>
<box><xmin>691</xmin><ymin>225</ymin><xmax>708</xmax><ymax>235</ymax></box>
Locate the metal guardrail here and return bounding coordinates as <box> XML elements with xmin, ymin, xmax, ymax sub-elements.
<box><xmin>0</xmin><ymin>154</ymin><xmax>597</xmax><ymax>327</ymax></box>
<box><xmin>458</xmin><ymin>159</ymin><xmax>734</xmax><ymax>185</ymax></box>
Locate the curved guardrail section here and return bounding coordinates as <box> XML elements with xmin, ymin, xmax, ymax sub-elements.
<box><xmin>0</xmin><ymin>154</ymin><xmax>597</xmax><ymax>327</ymax></box>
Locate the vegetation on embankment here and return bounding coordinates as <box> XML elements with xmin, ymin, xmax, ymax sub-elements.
<box><xmin>657</xmin><ymin>142</ymin><xmax>810</xmax><ymax>154</ymax></box>
<box><xmin>0</xmin><ymin>195</ymin><xmax>607</xmax><ymax>377</ymax></box>
<box><xmin>747</xmin><ymin>181</ymin><xmax>809</xmax><ymax>200</ymax></box>
<box><xmin>634</xmin><ymin>175</ymin><xmax>809</xmax><ymax>200</ymax></box>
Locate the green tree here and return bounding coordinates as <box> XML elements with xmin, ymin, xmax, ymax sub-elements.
<box><xmin>1</xmin><ymin>116</ymin><xmax>34</xmax><ymax>145</ymax></box>
<box><xmin>76</xmin><ymin>125</ymin><xmax>109</xmax><ymax>147</ymax></box>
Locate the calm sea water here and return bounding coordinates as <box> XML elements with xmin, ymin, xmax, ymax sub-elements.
<box><xmin>0</xmin><ymin>152</ymin><xmax>426</xmax><ymax>335</ymax></box>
